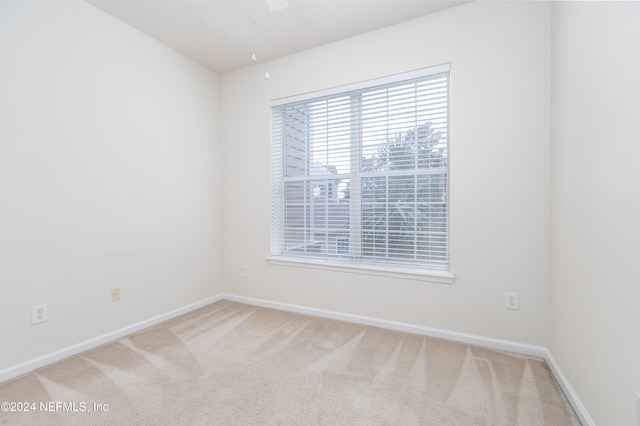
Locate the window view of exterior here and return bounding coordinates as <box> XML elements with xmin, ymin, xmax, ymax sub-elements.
<box><xmin>272</xmin><ymin>65</ymin><xmax>450</xmax><ymax>271</ymax></box>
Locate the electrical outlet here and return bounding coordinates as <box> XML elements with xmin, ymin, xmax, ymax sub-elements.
<box><xmin>505</xmin><ymin>292</ymin><xmax>519</xmax><ymax>310</ymax></box>
<box><xmin>242</xmin><ymin>265</ymin><xmax>249</xmax><ymax>277</ymax></box>
<box><xmin>32</xmin><ymin>304</ymin><xmax>48</xmax><ymax>324</ymax></box>
<box><xmin>111</xmin><ymin>287</ymin><xmax>121</xmax><ymax>302</ymax></box>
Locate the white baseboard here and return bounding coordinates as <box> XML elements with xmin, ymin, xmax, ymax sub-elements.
<box><xmin>0</xmin><ymin>294</ymin><xmax>224</xmax><ymax>383</ymax></box>
<box><xmin>222</xmin><ymin>293</ymin><xmax>547</xmax><ymax>358</ymax></box>
<box><xmin>544</xmin><ymin>349</ymin><xmax>596</xmax><ymax>426</ymax></box>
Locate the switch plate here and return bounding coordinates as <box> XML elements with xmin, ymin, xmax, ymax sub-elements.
<box><xmin>242</xmin><ymin>265</ymin><xmax>249</xmax><ymax>277</ymax></box>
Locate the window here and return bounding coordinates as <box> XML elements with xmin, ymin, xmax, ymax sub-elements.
<box><xmin>270</xmin><ymin>64</ymin><xmax>451</xmax><ymax>281</ymax></box>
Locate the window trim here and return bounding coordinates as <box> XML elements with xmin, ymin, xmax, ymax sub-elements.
<box><xmin>270</xmin><ymin>63</ymin><xmax>451</xmax><ymax>108</ymax></box>
<box><xmin>270</xmin><ymin>64</ymin><xmax>453</xmax><ymax>282</ymax></box>
<box><xmin>266</xmin><ymin>255</ymin><xmax>455</xmax><ymax>284</ymax></box>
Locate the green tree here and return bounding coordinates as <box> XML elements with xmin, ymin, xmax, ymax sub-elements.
<box><xmin>361</xmin><ymin>122</ymin><xmax>447</xmax><ymax>262</ymax></box>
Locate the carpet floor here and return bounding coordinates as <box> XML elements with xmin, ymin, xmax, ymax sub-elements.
<box><xmin>0</xmin><ymin>300</ymin><xmax>580</xmax><ymax>425</ymax></box>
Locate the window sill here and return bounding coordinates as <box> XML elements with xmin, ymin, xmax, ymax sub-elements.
<box><xmin>266</xmin><ymin>256</ymin><xmax>455</xmax><ymax>284</ymax></box>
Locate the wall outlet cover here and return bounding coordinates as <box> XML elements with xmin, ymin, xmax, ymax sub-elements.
<box><xmin>32</xmin><ymin>304</ymin><xmax>48</xmax><ymax>324</ymax></box>
<box><xmin>505</xmin><ymin>292</ymin><xmax>519</xmax><ymax>310</ymax></box>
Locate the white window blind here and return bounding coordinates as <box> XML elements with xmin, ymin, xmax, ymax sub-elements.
<box><xmin>271</xmin><ymin>64</ymin><xmax>450</xmax><ymax>272</ymax></box>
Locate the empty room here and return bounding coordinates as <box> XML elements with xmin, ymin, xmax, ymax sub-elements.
<box><xmin>1</xmin><ymin>0</ymin><xmax>638</xmax><ymax>425</ymax></box>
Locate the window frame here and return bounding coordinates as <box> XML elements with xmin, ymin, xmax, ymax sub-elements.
<box><xmin>268</xmin><ymin>64</ymin><xmax>454</xmax><ymax>284</ymax></box>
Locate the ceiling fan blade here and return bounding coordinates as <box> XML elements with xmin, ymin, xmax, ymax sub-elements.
<box><xmin>265</xmin><ymin>0</ymin><xmax>288</xmax><ymax>12</ymax></box>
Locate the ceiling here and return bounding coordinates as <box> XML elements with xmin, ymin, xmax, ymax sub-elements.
<box><xmin>83</xmin><ymin>0</ymin><xmax>467</xmax><ymax>74</ymax></box>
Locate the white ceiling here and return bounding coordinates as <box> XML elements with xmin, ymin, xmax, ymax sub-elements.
<box><xmin>83</xmin><ymin>0</ymin><xmax>467</xmax><ymax>74</ymax></box>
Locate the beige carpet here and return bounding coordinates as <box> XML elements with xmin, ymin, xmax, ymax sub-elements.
<box><xmin>0</xmin><ymin>301</ymin><xmax>580</xmax><ymax>425</ymax></box>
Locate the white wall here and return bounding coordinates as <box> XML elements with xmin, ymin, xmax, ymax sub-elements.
<box><xmin>221</xmin><ymin>1</ymin><xmax>552</xmax><ymax>346</ymax></box>
<box><xmin>550</xmin><ymin>2</ymin><xmax>640</xmax><ymax>425</ymax></box>
<box><xmin>0</xmin><ymin>0</ymin><xmax>222</xmax><ymax>370</ymax></box>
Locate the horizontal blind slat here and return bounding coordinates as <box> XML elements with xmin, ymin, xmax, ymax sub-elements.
<box><xmin>272</xmin><ymin>65</ymin><xmax>450</xmax><ymax>270</ymax></box>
